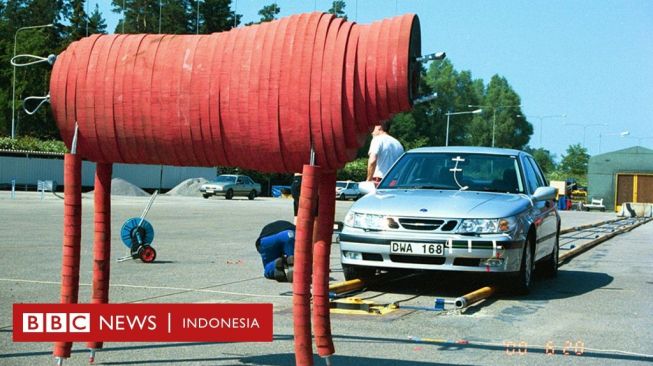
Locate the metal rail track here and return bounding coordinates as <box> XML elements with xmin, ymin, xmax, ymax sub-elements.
<box><xmin>329</xmin><ymin>216</ymin><xmax>653</xmax><ymax>314</ymax></box>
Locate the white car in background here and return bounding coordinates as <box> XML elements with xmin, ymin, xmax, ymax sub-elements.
<box><xmin>200</xmin><ymin>174</ymin><xmax>261</xmax><ymax>200</ymax></box>
<box><xmin>336</xmin><ymin>181</ymin><xmax>363</xmax><ymax>200</ymax></box>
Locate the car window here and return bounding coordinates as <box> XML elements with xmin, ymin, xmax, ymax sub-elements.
<box><xmin>353</xmin><ymin>183</ymin><xmax>358</xmax><ymax>189</ymax></box>
<box><xmin>379</xmin><ymin>153</ymin><xmax>525</xmax><ymax>193</ymax></box>
<box><xmin>522</xmin><ymin>158</ymin><xmax>540</xmax><ymax>193</ymax></box>
<box><xmin>527</xmin><ymin>157</ymin><xmax>547</xmax><ymax>187</ymax></box>
<box><xmin>244</xmin><ymin>177</ymin><xmax>253</xmax><ymax>184</ymax></box>
<box><xmin>237</xmin><ymin>178</ymin><xmax>243</xmax><ymax>184</ymax></box>
<box><xmin>215</xmin><ymin>175</ymin><xmax>236</xmax><ymax>183</ymax></box>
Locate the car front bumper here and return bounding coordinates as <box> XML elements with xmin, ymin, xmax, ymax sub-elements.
<box><xmin>339</xmin><ymin>229</ymin><xmax>525</xmax><ymax>273</ymax></box>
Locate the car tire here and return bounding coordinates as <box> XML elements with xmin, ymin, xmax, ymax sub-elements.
<box><xmin>514</xmin><ymin>236</ymin><xmax>535</xmax><ymax>294</ymax></box>
<box><xmin>225</xmin><ymin>189</ymin><xmax>234</xmax><ymax>200</ymax></box>
<box><xmin>248</xmin><ymin>190</ymin><xmax>257</xmax><ymax>200</ymax></box>
<box><xmin>342</xmin><ymin>264</ymin><xmax>376</xmax><ymax>282</ymax></box>
<box><xmin>541</xmin><ymin>231</ymin><xmax>559</xmax><ymax>278</ymax></box>
<box><xmin>202</xmin><ymin>194</ymin><xmax>210</xmax><ymax>199</ymax></box>
<box><xmin>338</xmin><ymin>193</ymin><xmax>346</xmax><ymax>201</ymax></box>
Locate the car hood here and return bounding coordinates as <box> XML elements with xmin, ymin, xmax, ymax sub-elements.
<box><xmin>352</xmin><ymin>189</ymin><xmax>531</xmax><ymax>219</ymax></box>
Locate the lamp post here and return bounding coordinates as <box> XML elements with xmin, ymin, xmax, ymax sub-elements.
<box><xmin>444</xmin><ymin>109</ymin><xmax>483</xmax><ymax>147</ymax></box>
<box><xmin>598</xmin><ymin>131</ymin><xmax>629</xmax><ymax>153</ymax></box>
<box><xmin>565</xmin><ymin>123</ymin><xmax>608</xmax><ymax>148</ymax></box>
<box><xmin>517</xmin><ymin>114</ymin><xmax>566</xmax><ymax>147</ymax></box>
<box><xmin>12</xmin><ymin>23</ymin><xmax>54</xmax><ymax>139</ymax></box>
<box><xmin>468</xmin><ymin>104</ymin><xmax>521</xmax><ymax>147</ymax></box>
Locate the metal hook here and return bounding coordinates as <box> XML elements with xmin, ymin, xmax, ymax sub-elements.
<box><xmin>22</xmin><ymin>94</ymin><xmax>50</xmax><ymax>115</ymax></box>
<box><xmin>11</xmin><ymin>53</ymin><xmax>57</xmax><ymax>67</ymax></box>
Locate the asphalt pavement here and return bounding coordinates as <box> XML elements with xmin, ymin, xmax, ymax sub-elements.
<box><xmin>0</xmin><ymin>192</ymin><xmax>651</xmax><ymax>365</ymax></box>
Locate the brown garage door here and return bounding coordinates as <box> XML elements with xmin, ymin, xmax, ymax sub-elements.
<box><xmin>616</xmin><ymin>174</ymin><xmax>634</xmax><ymax>206</ymax></box>
<box><xmin>638</xmin><ymin>175</ymin><xmax>653</xmax><ymax>203</ymax></box>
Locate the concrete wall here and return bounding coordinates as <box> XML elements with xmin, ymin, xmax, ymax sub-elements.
<box><xmin>588</xmin><ymin>146</ymin><xmax>653</xmax><ymax>210</ymax></box>
<box><xmin>0</xmin><ymin>155</ymin><xmax>215</xmax><ymax>190</ymax></box>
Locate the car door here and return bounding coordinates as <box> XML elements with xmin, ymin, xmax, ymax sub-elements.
<box><xmin>524</xmin><ymin>157</ymin><xmax>557</xmax><ymax>260</ymax></box>
<box><xmin>235</xmin><ymin>176</ymin><xmax>246</xmax><ymax>194</ymax></box>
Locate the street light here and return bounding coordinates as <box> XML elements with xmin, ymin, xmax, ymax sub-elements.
<box><xmin>517</xmin><ymin>114</ymin><xmax>566</xmax><ymax>147</ymax></box>
<box><xmin>598</xmin><ymin>131</ymin><xmax>629</xmax><ymax>153</ymax></box>
<box><xmin>468</xmin><ymin>104</ymin><xmax>521</xmax><ymax>147</ymax></box>
<box><xmin>444</xmin><ymin>109</ymin><xmax>483</xmax><ymax>147</ymax></box>
<box><xmin>564</xmin><ymin>123</ymin><xmax>608</xmax><ymax>148</ymax></box>
<box><xmin>12</xmin><ymin>23</ymin><xmax>54</xmax><ymax>139</ymax></box>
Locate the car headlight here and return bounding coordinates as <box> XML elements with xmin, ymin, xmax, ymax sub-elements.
<box><xmin>457</xmin><ymin>217</ymin><xmax>517</xmax><ymax>234</ymax></box>
<box><xmin>344</xmin><ymin>211</ymin><xmax>395</xmax><ymax>230</ymax></box>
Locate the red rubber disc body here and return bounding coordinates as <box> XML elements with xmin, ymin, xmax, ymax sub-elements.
<box><xmin>364</xmin><ymin>21</ymin><xmax>380</xmax><ymax>126</ymax></box>
<box><xmin>268</xmin><ymin>17</ymin><xmax>289</xmax><ymax>172</ymax></box>
<box><xmin>308</xmin><ymin>14</ymin><xmax>333</xmax><ymax>169</ymax></box>
<box><xmin>320</xmin><ymin>18</ymin><xmax>344</xmax><ymax>169</ymax></box>
<box><xmin>278</xmin><ymin>15</ymin><xmax>301</xmax><ymax>172</ymax></box>
<box><xmin>375</xmin><ymin>19</ymin><xmax>391</xmax><ymax>120</ymax></box>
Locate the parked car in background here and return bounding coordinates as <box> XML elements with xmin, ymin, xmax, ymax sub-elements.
<box><xmin>200</xmin><ymin>174</ymin><xmax>261</xmax><ymax>200</ymax></box>
<box><xmin>339</xmin><ymin>146</ymin><xmax>560</xmax><ymax>294</ymax></box>
<box><xmin>336</xmin><ymin>181</ymin><xmax>362</xmax><ymax>200</ymax></box>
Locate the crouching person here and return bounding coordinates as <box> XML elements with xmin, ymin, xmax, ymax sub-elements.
<box><xmin>256</xmin><ymin>220</ymin><xmax>295</xmax><ymax>282</ymax></box>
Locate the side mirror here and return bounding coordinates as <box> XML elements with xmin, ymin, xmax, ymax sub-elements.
<box><xmin>358</xmin><ymin>181</ymin><xmax>377</xmax><ymax>195</ymax></box>
<box><xmin>533</xmin><ymin>186</ymin><xmax>557</xmax><ymax>202</ymax></box>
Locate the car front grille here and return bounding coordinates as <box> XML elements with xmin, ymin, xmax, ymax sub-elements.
<box><xmin>397</xmin><ymin>218</ymin><xmax>458</xmax><ymax>231</ymax></box>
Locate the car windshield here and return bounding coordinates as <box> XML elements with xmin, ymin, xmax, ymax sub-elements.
<box><xmin>378</xmin><ymin>152</ymin><xmax>525</xmax><ymax>193</ymax></box>
<box><xmin>215</xmin><ymin>176</ymin><xmax>237</xmax><ymax>183</ymax></box>
<box><xmin>336</xmin><ymin>182</ymin><xmax>347</xmax><ymax>188</ymax></box>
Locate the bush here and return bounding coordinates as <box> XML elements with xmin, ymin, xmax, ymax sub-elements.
<box><xmin>337</xmin><ymin>158</ymin><xmax>368</xmax><ymax>182</ymax></box>
<box><xmin>0</xmin><ymin>137</ymin><xmax>67</xmax><ymax>153</ymax></box>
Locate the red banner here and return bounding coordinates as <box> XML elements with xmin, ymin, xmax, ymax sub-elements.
<box><xmin>13</xmin><ymin>303</ymin><xmax>273</xmax><ymax>342</ymax></box>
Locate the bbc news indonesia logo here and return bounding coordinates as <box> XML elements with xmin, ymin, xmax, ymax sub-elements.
<box><xmin>13</xmin><ymin>303</ymin><xmax>272</xmax><ymax>342</ymax></box>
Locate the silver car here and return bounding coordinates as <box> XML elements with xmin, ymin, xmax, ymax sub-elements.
<box><xmin>200</xmin><ymin>174</ymin><xmax>262</xmax><ymax>200</ymax></box>
<box><xmin>336</xmin><ymin>181</ymin><xmax>362</xmax><ymax>200</ymax></box>
<box><xmin>339</xmin><ymin>147</ymin><xmax>560</xmax><ymax>294</ymax></box>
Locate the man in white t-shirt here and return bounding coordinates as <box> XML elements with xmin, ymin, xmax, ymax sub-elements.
<box><xmin>367</xmin><ymin>120</ymin><xmax>404</xmax><ymax>186</ymax></box>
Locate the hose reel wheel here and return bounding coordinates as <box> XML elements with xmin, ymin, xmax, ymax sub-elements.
<box><xmin>120</xmin><ymin>217</ymin><xmax>156</xmax><ymax>263</ymax></box>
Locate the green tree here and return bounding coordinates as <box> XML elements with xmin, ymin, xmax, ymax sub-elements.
<box><xmin>87</xmin><ymin>4</ymin><xmax>107</xmax><ymax>34</ymax></box>
<box><xmin>112</xmin><ymin>0</ymin><xmax>189</xmax><ymax>34</ymax></box>
<box><xmin>200</xmin><ymin>0</ymin><xmax>240</xmax><ymax>33</ymax></box>
<box><xmin>328</xmin><ymin>0</ymin><xmax>347</xmax><ymax>20</ymax></box>
<box><xmin>525</xmin><ymin>147</ymin><xmax>556</xmax><ymax>174</ymax></box>
<box><xmin>258</xmin><ymin>3</ymin><xmax>280</xmax><ymax>23</ymax></box>
<box><xmin>558</xmin><ymin>143</ymin><xmax>589</xmax><ymax>178</ymax></box>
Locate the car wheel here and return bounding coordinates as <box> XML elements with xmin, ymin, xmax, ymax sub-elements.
<box><xmin>225</xmin><ymin>189</ymin><xmax>234</xmax><ymax>200</ymax></box>
<box><xmin>202</xmin><ymin>194</ymin><xmax>210</xmax><ymax>199</ymax></box>
<box><xmin>342</xmin><ymin>264</ymin><xmax>376</xmax><ymax>282</ymax></box>
<box><xmin>514</xmin><ymin>236</ymin><xmax>535</xmax><ymax>294</ymax></box>
<box><xmin>338</xmin><ymin>193</ymin><xmax>346</xmax><ymax>200</ymax></box>
<box><xmin>248</xmin><ymin>190</ymin><xmax>257</xmax><ymax>200</ymax></box>
<box><xmin>541</xmin><ymin>231</ymin><xmax>559</xmax><ymax>278</ymax></box>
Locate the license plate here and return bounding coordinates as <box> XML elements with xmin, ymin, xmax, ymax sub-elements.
<box><xmin>205</xmin><ymin>189</ymin><xmax>214</xmax><ymax>193</ymax></box>
<box><xmin>390</xmin><ymin>242</ymin><xmax>445</xmax><ymax>256</ymax></box>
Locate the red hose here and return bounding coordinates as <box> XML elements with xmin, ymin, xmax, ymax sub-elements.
<box><xmin>86</xmin><ymin>163</ymin><xmax>112</xmax><ymax>351</ymax></box>
<box><xmin>293</xmin><ymin>165</ymin><xmax>321</xmax><ymax>366</ymax></box>
<box><xmin>53</xmin><ymin>154</ymin><xmax>82</xmax><ymax>359</ymax></box>
<box><xmin>312</xmin><ymin>171</ymin><xmax>337</xmax><ymax>357</ymax></box>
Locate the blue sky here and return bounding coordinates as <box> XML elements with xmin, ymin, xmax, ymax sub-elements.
<box><xmin>94</xmin><ymin>0</ymin><xmax>653</xmax><ymax>160</ymax></box>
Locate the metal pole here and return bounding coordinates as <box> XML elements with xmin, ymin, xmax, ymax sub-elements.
<box><xmin>122</xmin><ymin>0</ymin><xmax>125</xmax><ymax>33</ymax></box>
<box><xmin>12</xmin><ymin>24</ymin><xmax>53</xmax><ymax>139</ymax></box>
<box><xmin>492</xmin><ymin>110</ymin><xmax>496</xmax><ymax>147</ymax></box>
<box><xmin>158</xmin><ymin>0</ymin><xmax>162</xmax><ymax>34</ymax></box>
<box><xmin>445</xmin><ymin>113</ymin><xmax>450</xmax><ymax>147</ymax></box>
<box><xmin>11</xmin><ymin>32</ymin><xmax>17</xmax><ymax>139</ymax></box>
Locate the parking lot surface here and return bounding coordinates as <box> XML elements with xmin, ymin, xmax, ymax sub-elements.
<box><xmin>1</xmin><ymin>192</ymin><xmax>651</xmax><ymax>365</ymax></box>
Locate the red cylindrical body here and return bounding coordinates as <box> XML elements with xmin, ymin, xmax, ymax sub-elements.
<box><xmin>312</xmin><ymin>171</ymin><xmax>337</xmax><ymax>357</ymax></box>
<box><xmin>86</xmin><ymin>163</ymin><xmax>112</xmax><ymax>351</ymax></box>
<box><xmin>53</xmin><ymin>154</ymin><xmax>82</xmax><ymax>359</ymax></box>
<box><xmin>292</xmin><ymin>165</ymin><xmax>321</xmax><ymax>366</ymax></box>
<box><xmin>49</xmin><ymin>12</ymin><xmax>421</xmax><ymax>172</ymax></box>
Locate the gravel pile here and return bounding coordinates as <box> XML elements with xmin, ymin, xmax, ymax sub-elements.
<box><xmin>166</xmin><ymin>178</ymin><xmax>209</xmax><ymax>197</ymax></box>
<box><xmin>89</xmin><ymin>178</ymin><xmax>150</xmax><ymax>196</ymax></box>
